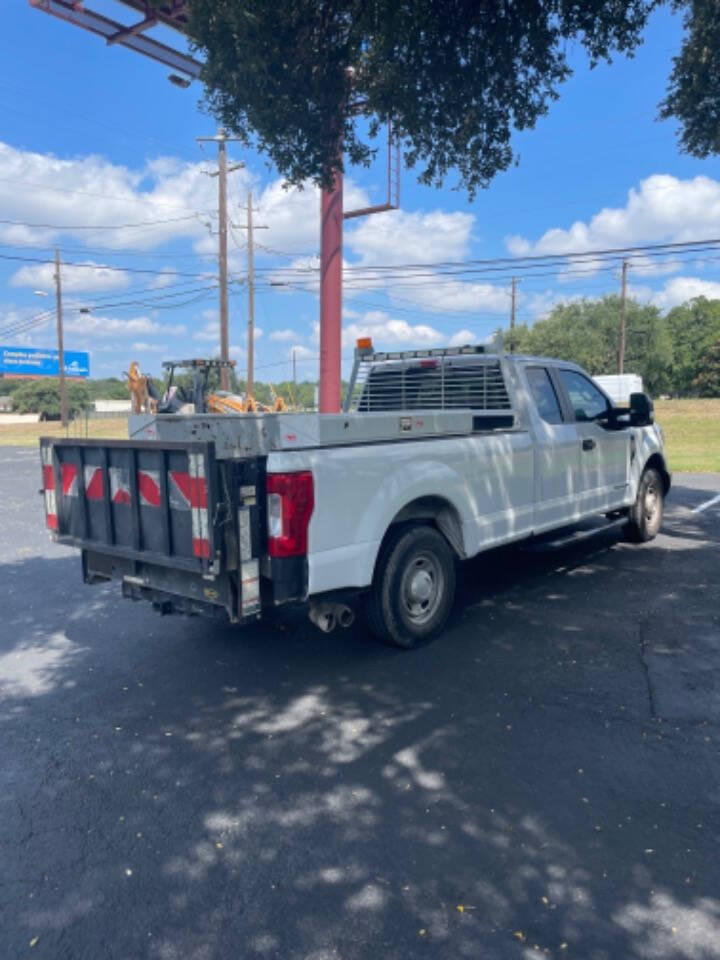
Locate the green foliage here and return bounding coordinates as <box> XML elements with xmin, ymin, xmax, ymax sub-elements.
<box><xmin>509</xmin><ymin>295</ymin><xmax>673</xmax><ymax>395</ymax></box>
<box><xmin>188</xmin><ymin>0</ymin><xmax>662</xmax><ymax>195</ymax></box>
<box><xmin>0</xmin><ymin>378</ymin><xmax>28</xmax><ymax>395</ymax></box>
<box><xmin>11</xmin><ymin>379</ymin><xmax>91</xmax><ymax>419</ymax></box>
<box><xmin>84</xmin><ymin>378</ymin><xmax>130</xmax><ymax>401</ymax></box>
<box><xmin>664</xmin><ymin>296</ymin><xmax>720</xmax><ymax>395</ymax></box>
<box><xmin>692</xmin><ymin>338</ymin><xmax>720</xmax><ymax>396</ymax></box>
<box><xmin>659</xmin><ymin>0</ymin><xmax>720</xmax><ymax>158</ymax></box>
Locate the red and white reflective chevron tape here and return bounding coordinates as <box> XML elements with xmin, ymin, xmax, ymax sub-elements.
<box><xmin>188</xmin><ymin>453</ymin><xmax>210</xmax><ymax>558</ymax></box>
<box><xmin>83</xmin><ymin>465</ymin><xmax>104</xmax><ymax>500</ymax></box>
<box><xmin>168</xmin><ymin>470</ymin><xmax>191</xmax><ymax>511</ymax></box>
<box><xmin>109</xmin><ymin>466</ymin><xmax>131</xmax><ymax>505</ymax></box>
<box><xmin>137</xmin><ymin>469</ymin><xmax>161</xmax><ymax>507</ymax></box>
<box><xmin>60</xmin><ymin>463</ymin><xmax>78</xmax><ymax>497</ymax></box>
<box><xmin>41</xmin><ymin>445</ymin><xmax>57</xmax><ymax>530</ymax></box>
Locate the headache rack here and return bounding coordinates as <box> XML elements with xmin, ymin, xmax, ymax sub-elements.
<box><xmin>344</xmin><ymin>343</ymin><xmax>514</xmax><ymax>426</ymax></box>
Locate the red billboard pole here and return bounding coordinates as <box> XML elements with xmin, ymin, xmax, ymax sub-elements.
<box><xmin>318</xmin><ymin>167</ymin><xmax>343</xmax><ymax>413</ymax></box>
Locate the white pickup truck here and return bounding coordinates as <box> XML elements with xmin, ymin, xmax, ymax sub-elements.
<box><xmin>40</xmin><ymin>344</ymin><xmax>669</xmax><ymax>649</ymax></box>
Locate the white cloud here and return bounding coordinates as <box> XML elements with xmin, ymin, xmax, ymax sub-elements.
<box><xmin>247</xmin><ymin>178</ymin><xmax>369</xmax><ymax>258</ymax></box>
<box><xmin>10</xmin><ymin>261</ymin><xmax>129</xmax><ymax>293</ymax></box>
<box><xmin>388</xmin><ymin>278</ymin><xmax>510</xmax><ymax>315</ymax></box>
<box><xmin>346</xmin><ymin>209</ymin><xmax>474</xmax><ymax>266</ymax></box>
<box><xmin>288</xmin><ymin>344</ymin><xmax>315</xmax><ymax>360</ymax></box>
<box><xmin>506</xmin><ymin>174</ymin><xmax>720</xmax><ymax>257</ymax></box>
<box><xmin>193</xmin><ymin>316</ymin><xmax>262</xmax><ymax>342</ymax></box>
<box><xmin>0</xmin><ymin>142</ymin><xmax>368</xmax><ymax>261</ymax></box>
<box><xmin>448</xmin><ymin>329</ymin><xmax>478</xmax><ymax>347</ymax></box>
<box><xmin>193</xmin><ymin>319</ymin><xmax>220</xmax><ymax>342</ymax></box>
<box><xmin>270</xmin><ymin>328</ymin><xmax>297</xmax><ymax>341</ymax></box>
<box><xmin>341</xmin><ymin>311</ymin><xmax>443</xmax><ymax>349</ymax></box>
<box><xmin>0</xmin><ymin>142</ymin><xmax>228</xmax><ymax>251</ymax></box>
<box><xmin>64</xmin><ymin>314</ymin><xmax>186</xmax><ymax>337</ymax></box>
<box><xmin>148</xmin><ymin>269</ymin><xmax>179</xmax><ymax>289</ymax></box>
<box><xmin>647</xmin><ymin>276</ymin><xmax>720</xmax><ymax>311</ymax></box>
<box><xmin>130</xmin><ymin>341</ymin><xmax>167</xmax><ymax>352</ymax></box>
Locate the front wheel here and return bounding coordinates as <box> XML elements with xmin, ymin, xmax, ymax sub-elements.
<box><xmin>366</xmin><ymin>525</ymin><xmax>456</xmax><ymax>649</ymax></box>
<box><xmin>625</xmin><ymin>467</ymin><xmax>664</xmax><ymax>542</ymax></box>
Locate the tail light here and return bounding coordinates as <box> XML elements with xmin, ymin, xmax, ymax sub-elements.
<box><xmin>266</xmin><ymin>471</ymin><xmax>314</xmax><ymax>557</ymax></box>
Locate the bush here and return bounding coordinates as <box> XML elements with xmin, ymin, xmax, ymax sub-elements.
<box><xmin>11</xmin><ymin>379</ymin><xmax>91</xmax><ymax>419</ymax></box>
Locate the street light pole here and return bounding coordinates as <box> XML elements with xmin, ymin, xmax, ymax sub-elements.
<box><xmin>54</xmin><ymin>248</ymin><xmax>68</xmax><ymax>427</ymax></box>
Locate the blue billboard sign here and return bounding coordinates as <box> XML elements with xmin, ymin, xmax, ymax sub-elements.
<box><xmin>0</xmin><ymin>346</ymin><xmax>90</xmax><ymax>379</ymax></box>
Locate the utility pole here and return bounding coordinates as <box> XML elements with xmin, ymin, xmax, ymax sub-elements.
<box><xmin>320</xmin><ymin>160</ymin><xmax>343</xmax><ymax>413</ymax></box>
<box><xmin>54</xmin><ymin>248</ymin><xmax>68</xmax><ymax>427</ymax></box>
<box><xmin>619</xmin><ymin>260</ymin><xmax>628</xmax><ymax>374</ymax></box>
<box><xmin>292</xmin><ymin>348</ymin><xmax>297</xmax><ymax>388</ymax></box>
<box><xmin>197</xmin><ymin>129</ymin><xmax>243</xmax><ymax>391</ymax></box>
<box><xmin>217</xmin><ymin>133</ymin><xmax>230</xmax><ymax>390</ymax></box>
<box><xmin>247</xmin><ymin>190</ymin><xmax>255</xmax><ymax>399</ymax></box>
<box><xmin>509</xmin><ymin>277</ymin><xmax>519</xmax><ymax>352</ymax></box>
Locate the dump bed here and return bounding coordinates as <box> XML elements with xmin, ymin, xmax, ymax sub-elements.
<box><xmin>40</xmin><ymin>437</ymin><xmax>219</xmax><ymax>574</ymax></box>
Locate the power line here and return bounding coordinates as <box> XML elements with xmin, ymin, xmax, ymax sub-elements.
<box><xmin>0</xmin><ymin>251</ymin><xmax>212</xmax><ymax>279</ymax></box>
<box><xmin>0</xmin><ymin>176</ymin><xmax>209</xmax><ymax>214</ymax></box>
<box><xmin>0</xmin><ymin>214</ymin><xmax>202</xmax><ymax>231</ymax></box>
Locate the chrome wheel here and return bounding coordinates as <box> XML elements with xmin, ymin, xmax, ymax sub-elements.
<box><xmin>644</xmin><ymin>480</ymin><xmax>659</xmax><ymax>523</ymax></box>
<box><xmin>401</xmin><ymin>551</ymin><xmax>444</xmax><ymax>625</ymax></box>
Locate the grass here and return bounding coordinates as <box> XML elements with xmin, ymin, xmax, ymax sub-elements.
<box><xmin>655</xmin><ymin>398</ymin><xmax>720</xmax><ymax>474</ymax></box>
<box><xmin>0</xmin><ymin>400</ymin><xmax>718</xmax><ymax>472</ymax></box>
<box><xmin>0</xmin><ymin>417</ymin><xmax>128</xmax><ymax>446</ymax></box>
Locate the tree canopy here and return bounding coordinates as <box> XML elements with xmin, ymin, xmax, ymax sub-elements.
<box><xmin>10</xmin><ymin>379</ymin><xmax>90</xmax><ymax>419</ymax></box>
<box><xmin>504</xmin><ymin>293</ymin><xmax>720</xmax><ymax>397</ymax></box>
<box><xmin>188</xmin><ymin>0</ymin><xmax>716</xmax><ymax>195</ymax></box>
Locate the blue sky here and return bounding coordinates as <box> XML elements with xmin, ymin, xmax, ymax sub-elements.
<box><xmin>2</xmin><ymin>1</ymin><xmax>719</xmax><ymax>382</ymax></box>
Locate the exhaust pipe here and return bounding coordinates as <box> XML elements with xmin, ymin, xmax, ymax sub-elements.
<box><xmin>308</xmin><ymin>602</ymin><xmax>355</xmax><ymax>633</ymax></box>
<box><xmin>337</xmin><ymin>604</ymin><xmax>355</xmax><ymax>629</ymax></box>
<box><xmin>309</xmin><ymin>603</ymin><xmax>337</xmax><ymax>634</ymax></box>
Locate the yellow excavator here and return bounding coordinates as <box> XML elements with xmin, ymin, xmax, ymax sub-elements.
<box><xmin>124</xmin><ymin>361</ymin><xmax>158</xmax><ymax>414</ymax></box>
<box><xmin>147</xmin><ymin>358</ymin><xmax>289</xmax><ymax>414</ymax></box>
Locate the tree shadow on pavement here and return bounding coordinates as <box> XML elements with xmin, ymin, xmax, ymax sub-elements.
<box><xmin>1</xmin><ymin>523</ymin><xmax>719</xmax><ymax>960</ymax></box>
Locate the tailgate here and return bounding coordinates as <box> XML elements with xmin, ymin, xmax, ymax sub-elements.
<box><xmin>40</xmin><ymin>438</ymin><xmax>218</xmax><ymax>574</ymax></box>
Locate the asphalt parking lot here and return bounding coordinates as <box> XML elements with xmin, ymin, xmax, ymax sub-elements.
<box><xmin>1</xmin><ymin>446</ymin><xmax>719</xmax><ymax>960</ymax></box>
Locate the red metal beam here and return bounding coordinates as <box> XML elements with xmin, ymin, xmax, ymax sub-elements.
<box><xmin>106</xmin><ymin>15</ymin><xmax>158</xmax><ymax>46</ymax></box>
<box><xmin>28</xmin><ymin>0</ymin><xmax>201</xmax><ymax>77</ymax></box>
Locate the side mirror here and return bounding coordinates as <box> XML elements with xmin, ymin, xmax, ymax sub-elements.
<box><xmin>630</xmin><ymin>392</ymin><xmax>654</xmax><ymax>427</ymax></box>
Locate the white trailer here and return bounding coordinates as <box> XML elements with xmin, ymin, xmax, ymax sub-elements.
<box><xmin>593</xmin><ymin>373</ymin><xmax>644</xmax><ymax>406</ymax></box>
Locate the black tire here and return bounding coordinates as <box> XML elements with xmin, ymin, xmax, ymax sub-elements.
<box><xmin>625</xmin><ymin>467</ymin><xmax>664</xmax><ymax>542</ymax></box>
<box><xmin>366</xmin><ymin>525</ymin><xmax>456</xmax><ymax>649</ymax></box>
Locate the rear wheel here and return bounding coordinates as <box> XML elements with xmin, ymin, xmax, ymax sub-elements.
<box><xmin>626</xmin><ymin>467</ymin><xmax>664</xmax><ymax>542</ymax></box>
<box><xmin>366</xmin><ymin>525</ymin><xmax>456</xmax><ymax>649</ymax></box>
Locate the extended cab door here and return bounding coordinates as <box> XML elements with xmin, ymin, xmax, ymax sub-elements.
<box><xmin>523</xmin><ymin>364</ymin><xmax>582</xmax><ymax>532</ymax></box>
<box><xmin>554</xmin><ymin>367</ymin><xmax>630</xmax><ymax>512</ymax></box>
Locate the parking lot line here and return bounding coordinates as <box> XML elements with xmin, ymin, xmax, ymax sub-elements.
<box><xmin>692</xmin><ymin>493</ymin><xmax>720</xmax><ymax>514</ymax></box>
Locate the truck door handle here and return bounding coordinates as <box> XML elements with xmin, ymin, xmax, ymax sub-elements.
<box><xmin>582</xmin><ymin>438</ymin><xmax>596</xmax><ymax>451</ymax></box>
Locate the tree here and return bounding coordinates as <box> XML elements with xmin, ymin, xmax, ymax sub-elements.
<box><xmin>85</xmin><ymin>378</ymin><xmax>131</xmax><ymax>402</ymax></box>
<box><xmin>509</xmin><ymin>295</ymin><xmax>673</xmax><ymax>395</ymax></box>
<box><xmin>188</xmin><ymin>1</ymin><xmax>715</xmax><ymax>195</ymax></box>
<box><xmin>665</xmin><ymin>296</ymin><xmax>720</xmax><ymax>394</ymax></box>
<box><xmin>11</xmin><ymin>379</ymin><xmax>90</xmax><ymax>419</ymax></box>
<box><xmin>659</xmin><ymin>0</ymin><xmax>720</xmax><ymax>159</ymax></box>
<box><xmin>692</xmin><ymin>337</ymin><xmax>720</xmax><ymax>396</ymax></box>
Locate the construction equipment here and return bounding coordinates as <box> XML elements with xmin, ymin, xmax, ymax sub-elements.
<box><xmin>157</xmin><ymin>358</ymin><xmax>289</xmax><ymax>414</ymax></box>
<box><xmin>124</xmin><ymin>361</ymin><xmax>158</xmax><ymax>414</ymax></box>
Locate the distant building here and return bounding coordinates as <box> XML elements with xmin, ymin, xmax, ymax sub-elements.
<box><xmin>0</xmin><ymin>395</ymin><xmax>11</xmax><ymax>412</ymax></box>
<box><xmin>94</xmin><ymin>399</ymin><xmax>131</xmax><ymax>415</ymax></box>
